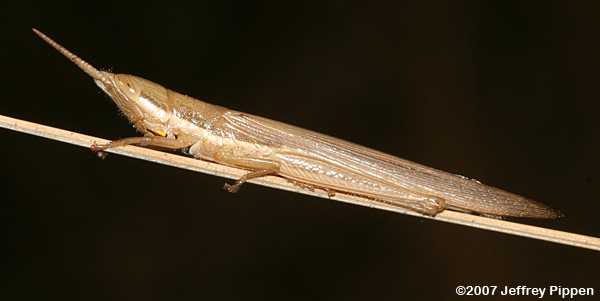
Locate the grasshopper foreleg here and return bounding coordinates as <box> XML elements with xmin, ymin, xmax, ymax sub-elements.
<box><xmin>91</xmin><ymin>136</ymin><xmax>191</xmax><ymax>158</ymax></box>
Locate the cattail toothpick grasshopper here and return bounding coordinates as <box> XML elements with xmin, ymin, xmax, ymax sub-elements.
<box><xmin>33</xmin><ymin>28</ymin><xmax>561</xmax><ymax>219</ymax></box>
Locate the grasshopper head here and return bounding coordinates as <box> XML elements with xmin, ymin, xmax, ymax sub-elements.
<box><xmin>97</xmin><ymin>73</ymin><xmax>173</xmax><ymax>137</ymax></box>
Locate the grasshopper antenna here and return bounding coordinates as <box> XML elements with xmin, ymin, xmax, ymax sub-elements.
<box><xmin>32</xmin><ymin>28</ymin><xmax>110</xmax><ymax>85</ymax></box>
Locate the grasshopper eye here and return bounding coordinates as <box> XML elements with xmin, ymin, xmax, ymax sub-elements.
<box><xmin>114</xmin><ymin>75</ymin><xmax>140</xmax><ymax>95</ymax></box>
<box><xmin>118</xmin><ymin>79</ymin><xmax>137</xmax><ymax>94</ymax></box>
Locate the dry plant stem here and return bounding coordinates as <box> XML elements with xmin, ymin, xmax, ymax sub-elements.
<box><xmin>2</xmin><ymin>113</ymin><xmax>599</xmax><ymax>251</ymax></box>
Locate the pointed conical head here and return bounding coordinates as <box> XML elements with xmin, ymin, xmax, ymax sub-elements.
<box><xmin>33</xmin><ymin>28</ymin><xmax>176</xmax><ymax>136</ymax></box>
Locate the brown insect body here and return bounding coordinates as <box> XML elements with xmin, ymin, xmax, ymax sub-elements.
<box><xmin>33</xmin><ymin>28</ymin><xmax>561</xmax><ymax>219</ymax></box>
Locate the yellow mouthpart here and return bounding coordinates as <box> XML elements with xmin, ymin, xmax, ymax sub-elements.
<box><xmin>149</xmin><ymin>129</ymin><xmax>167</xmax><ymax>137</ymax></box>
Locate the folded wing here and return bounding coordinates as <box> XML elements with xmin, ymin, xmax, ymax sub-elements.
<box><xmin>220</xmin><ymin>111</ymin><xmax>560</xmax><ymax>218</ymax></box>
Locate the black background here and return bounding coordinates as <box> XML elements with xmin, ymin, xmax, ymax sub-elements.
<box><xmin>3</xmin><ymin>1</ymin><xmax>599</xmax><ymax>300</ymax></box>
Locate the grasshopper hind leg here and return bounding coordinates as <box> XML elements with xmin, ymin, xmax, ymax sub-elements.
<box><xmin>373</xmin><ymin>194</ymin><xmax>447</xmax><ymax>216</ymax></box>
<box><xmin>275</xmin><ymin>153</ymin><xmax>448</xmax><ymax>216</ymax></box>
